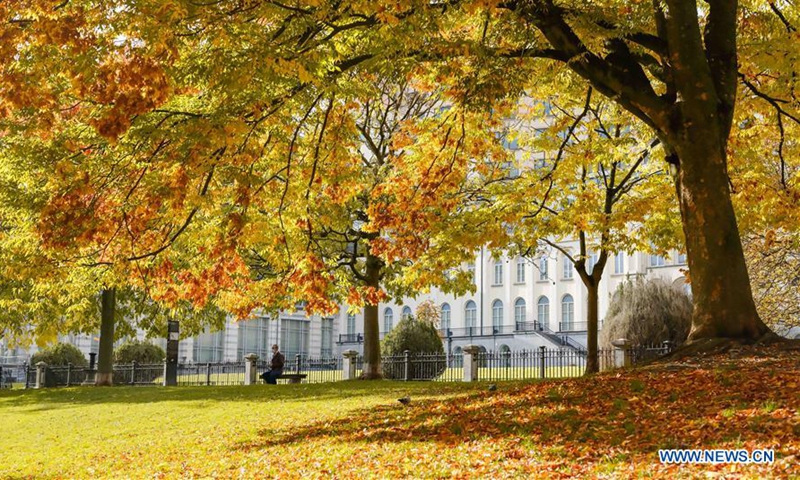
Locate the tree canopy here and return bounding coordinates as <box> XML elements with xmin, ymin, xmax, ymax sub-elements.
<box><xmin>2</xmin><ymin>0</ymin><xmax>799</xmax><ymax>352</ymax></box>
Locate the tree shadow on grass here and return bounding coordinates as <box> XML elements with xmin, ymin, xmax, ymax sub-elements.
<box><xmin>0</xmin><ymin>380</ymin><xmax>481</xmax><ymax>410</ymax></box>
<box><xmin>233</xmin><ymin>366</ymin><xmax>800</xmax><ymax>464</ymax></box>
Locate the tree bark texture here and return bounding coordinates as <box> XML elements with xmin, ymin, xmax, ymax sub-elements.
<box><xmin>672</xmin><ymin>139</ymin><xmax>770</xmax><ymax>341</ymax></box>
<box><xmin>585</xmin><ymin>281</ymin><xmax>600</xmax><ymax>374</ymax></box>
<box><xmin>360</xmin><ymin>253</ymin><xmax>383</xmax><ymax>379</ymax></box>
<box><xmin>96</xmin><ymin>288</ymin><xmax>116</xmax><ymax>386</ymax></box>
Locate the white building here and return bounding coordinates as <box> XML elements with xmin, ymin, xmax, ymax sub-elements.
<box><xmin>339</xmin><ymin>245</ymin><xmax>688</xmax><ymax>357</ymax></box>
<box><xmin>0</xmin><ymin>246</ymin><xmax>687</xmax><ymax>365</ymax></box>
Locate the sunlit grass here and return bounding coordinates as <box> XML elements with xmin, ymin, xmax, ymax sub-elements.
<box><xmin>1</xmin><ymin>351</ymin><xmax>797</xmax><ymax>478</ymax></box>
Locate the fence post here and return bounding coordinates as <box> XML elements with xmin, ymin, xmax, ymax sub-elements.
<box><xmin>35</xmin><ymin>362</ymin><xmax>47</xmax><ymax>389</ymax></box>
<box><xmin>342</xmin><ymin>350</ymin><xmax>358</xmax><ymax>380</ymax></box>
<box><xmin>83</xmin><ymin>353</ymin><xmax>97</xmax><ymax>386</ymax></box>
<box><xmin>24</xmin><ymin>363</ymin><xmax>30</xmax><ymax>389</ymax></box>
<box><xmin>462</xmin><ymin>345</ymin><xmax>480</xmax><ymax>382</ymax></box>
<box><xmin>244</xmin><ymin>353</ymin><xmax>259</xmax><ymax>385</ymax></box>
<box><xmin>66</xmin><ymin>363</ymin><xmax>72</xmax><ymax>386</ymax></box>
<box><xmin>131</xmin><ymin>361</ymin><xmax>138</xmax><ymax>386</ymax></box>
<box><xmin>403</xmin><ymin>350</ymin><xmax>411</xmax><ymax>381</ymax></box>
<box><xmin>611</xmin><ymin>338</ymin><xmax>632</xmax><ymax>368</ymax></box>
<box><xmin>662</xmin><ymin>340</ymin><xmax>673</xmax><ymax>354</ymax></box>
<box><xmin>539</xmin><ymin>346</ymin><xmax>546</xmax><ymax>379</ymax></box>
<box><xmin>295</xmin><ymin>354</ymin><xmax>301</xmax><ymax>374</ymax></box>
<box><xmin>206</xmin><ymin>362</ymin><xmax>212</xmax><ymax>386</ymax></box>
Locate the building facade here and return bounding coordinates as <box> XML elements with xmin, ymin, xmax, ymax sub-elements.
<box><xmin>338</xmin><ymin>244</ymin><xmax>689</xmax><ymax>356</ymax></box>
<box><xmin>1</xmin><ymin>245</ymin><xmax>689</xmax><ymax>364</ymax></box>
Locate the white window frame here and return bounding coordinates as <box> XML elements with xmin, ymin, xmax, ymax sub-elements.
<box><xmin>494</xmin><ymin>260</ymin><xmax>503</xmax><ymax>285</ymax></box>
<box><xmin>465</xmin><ymin>301</ymin><xmax>477</xmax><ymax>329</ymax></box>
<box><xmin>440</xmin><ymin>303</ymin><xmax>451</xmax><ymax>332</ymax></box>
<box><xmin>561</xmin><ymin>295</ymin><xmax>574</xmax><ymax>330</ymax></box>
<box><xmin>537</xmin><ymin>296</ymin><xmax>549</xmax><ymax>328</ymax></box>
<box><xmin>563</xmin><ymin>256</ymin><xmax>573</xmax><ymax>279</ymax></box>
<box><xmin>383</xmin><ymin>308</ymin><xmax>394</xmax><ymax>333</ymax></box>
<box><xmin>539</xmin><ymin>256</ymin><xmax>548</xmax><ymax>280</ymax></box>
<box><xmin>492</xmin><ymin>300</ymin><xmax>504</xmax><ymax>329</ymax></box>
<box><xmin>614</xmin><ymin>252</ymin><xmax>624</xmax><ymax>274</ymax></box>
<box><xmin>514</xmin><ymin>298</ymin><xmax>526</xmax><ymax>324</ymax></box>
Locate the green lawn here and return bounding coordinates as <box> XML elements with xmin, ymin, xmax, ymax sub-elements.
<box><xmin>0</xmin><ymin>381</ymin><xmax>482</xmax><ymax>478</ymax></box>
<box><xmin>1</xmin><ymin>349</ymin><xmax>798</xmax><ymax>478</ymax></box>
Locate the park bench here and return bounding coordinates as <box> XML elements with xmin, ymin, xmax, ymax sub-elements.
<box><xmin>276</xmin><ymin>373</ymin><xmax>307</xmax><ymax>384</ymax></box>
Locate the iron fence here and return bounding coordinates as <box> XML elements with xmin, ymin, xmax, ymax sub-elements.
<box><xmin>177</xmin><ymin>362</ymin><xmax>247</xmax><ymax>386</ymax></box>
<box><xmin>13</xmin><ymin>343</ymin><xmax>674</xmax><ymax>388</ymax></box>
<box><xmin>113</xmin><ymin>363</ymin><xmax>166</xmax><ymax>386</ymax></box>
<box><xmin>0</xmin><ymin>364</ymin><xmax>28</xmax><ymax>389</ymax></box>
<box><xmin>46</xmin><ymin>364</ymin><xmax>89</xmax><ymax>386</ymax></box>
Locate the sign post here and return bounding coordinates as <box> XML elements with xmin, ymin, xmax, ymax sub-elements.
<box><xmin>164</xmin><ymin>321</ymin><xmax>179</xmax><ymax>386</ymax></box>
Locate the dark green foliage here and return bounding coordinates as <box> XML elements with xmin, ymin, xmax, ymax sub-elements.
<box><xmin>600</xmin><ymin>278</ymin><xmax>692</xmax><ymax>348</ymax></box>
<box><xmin>114</xmin><ymin>339</ymin><xmax>166</xmax><ymax>365</ymax></box>
<box><xmin>114</xmin><ymin>340</ymin><xmax>166</xmax><ymax>382</ymax></box>
<box><xmin>381</xmin><ymin>316</ymin><xmax>445</xmax><ymax>380</ymax></box>
<box><xmin>31</xmin><ymin>343</ymin><xmax>87</xmax><ymax>367</ymax></box>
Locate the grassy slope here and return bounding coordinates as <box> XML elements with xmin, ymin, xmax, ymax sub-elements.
<box><xmin>1</xmin><ymin>347</ymin><xmax>798</xmax><ymax>479</ymax></box>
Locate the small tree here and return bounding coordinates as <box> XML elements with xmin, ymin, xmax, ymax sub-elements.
<box><xmin>31</xmin><ymin>343</ymin><xmax>87</xmax><ymax>367</ymax></box>
<box><xmin>600</xmin><ymin>278</ymin><xmax>692</xmax><ymax>349</ymax></box>
<box><xmin>380</xmin><ymin>315</ymin><xmax>445</xmax><ymax>380</ymax></box>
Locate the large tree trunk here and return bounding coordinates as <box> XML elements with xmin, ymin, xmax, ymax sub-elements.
<box><xmin>95</xmin><ymin>288</ymin><xmax>116</xmax><ymax>386</ymax></box>
<box><xmin>360</xmin><ymin>253</ymin><xmax>383</xmax><ymax>379</ymax></box>
<box><xmin>672</xmin><ymin>138</ymin><xmax>770</xmax><ymax>341</ymax></box>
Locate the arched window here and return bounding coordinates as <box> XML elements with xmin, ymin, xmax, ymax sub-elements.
<box><xmin>452</xmin><ymin>346</ymin><xmax>464</xmax><ymax>367</ymax></box>
<box><xmin>499</xmin><ymin>344</ymin><xmax>511</xmax><ymax>367</ymax></box>
<box><xmin>401</xmin><ymin>306</ymin><xmax>412</xmax><ymax>319</ymax></box>
<box><xmin>492</xmin><ymin>299</ymin><xmax>504</xmax><ymax>331</ymax></box>
<box><xmin>561</xmin><ymin>294</ymin><xmax>574</xmax><ymax>331</ymax></box>
<box><xmin>537</xmin><ymin>296</ymin><xmax>550</xmax><ymax>329</ymax></box>
<box><xmin>383</xmin><ymin>308</ymin><xmax>394</xmax><ymax>333</ymax></box>
<box><xmin>672</xmin><ymin>276</ymin><xmax>692</xmax><ymax>299</ymax></box>
<box><xmin>514</xmin><ymin>298</ymin><xmax>526</xmax><ymax>326</ymax></box>
<box><xmin>465</xmin><ymin>300</ymin><xmax>477</xmax><ymax>333</ymax></box>
<box><xmin>441</xmin><ymin>303</ymin><xmax>451</xmax><ymax>333</ymax></box>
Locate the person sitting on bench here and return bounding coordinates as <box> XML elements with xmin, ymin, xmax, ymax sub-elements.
<box><xmin>260</xmin><ymin>344</ymin><xmax>285</xmax><ymax>384</ymax></box>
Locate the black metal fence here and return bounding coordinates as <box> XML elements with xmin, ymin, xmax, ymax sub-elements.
<box><xmin>8</xmin><ymin>343</ymin><xmax>673</xmax><ymax>388</ymax></box>
<box><xmin>0</xmin><ymin>364</ymin><xmax>29</xmax><ymax>389</ymax></box>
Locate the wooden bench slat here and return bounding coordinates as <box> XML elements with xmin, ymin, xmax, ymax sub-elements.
<box><xmin>276</xmin><ymin>373</ymin><xmax>307</xmax><ymax>384</ymax></box>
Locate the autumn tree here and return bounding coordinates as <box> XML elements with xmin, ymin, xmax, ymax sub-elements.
<box><xmin>506</xmin><ymin>91</ymin><xmax>679</xmax><ymax>372</ymax></box>
<box><xmin>232</xmin><ymin>75</ymin><xmax>506</xmax><ymax>378</ymax></box>
<box><xmin>4</xmin><ymin>0</ymin><xmax>799</xmax><ymax>353</ymax></box>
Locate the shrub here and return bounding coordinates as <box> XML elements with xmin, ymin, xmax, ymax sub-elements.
<box><xmin>381</xmin><ymin>315</ymin><xmax>445</xmax><ymax>380</ymax></box>
<box><xmin>114</xmin><ymin>340</ymin><xmax>166</xmax><ymax>383</ymax></box>
<box><xmin>114</xmin><ymin>340</ymin><xmax>166</xmax><ymax>365</ymax></box>
<box><xmin>31</xmin><ymin>343</ymin><xmax>87</xmax><ymax>367</ymax></box>
<box><xmin>600</xmin><ymin>278</ymin><xmax>692</xmax><ymax>349</ymax></box>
